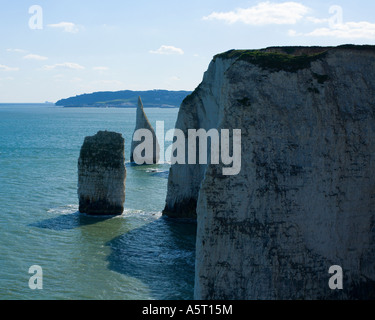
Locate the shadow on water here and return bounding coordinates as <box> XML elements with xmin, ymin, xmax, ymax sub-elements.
<box><xmin>106</xmin><ymin>216</ymin><xmax>197</xmax><ymax>300</ymax></box>
<box><xmin>30</xmin><ymin>211</ymin><xmax>113</xmax><ymax>231</ymax></box>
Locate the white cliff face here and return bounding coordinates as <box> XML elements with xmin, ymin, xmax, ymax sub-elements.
<box><xmin>78</xmin><ymin>131</ymin><xmax>126</xmax><ymax>215</ymax></box>
<box><xmin>130</xmin><ymin>96</ymin><xmax>160</xmax><ymax>164</ymax></box>
<box><xmin>163</xmin><ymin>58</ymin><xmax>233</xmax><ymax>218</ymax></box>
<box><xmin>165</xmin><ymin>46</ymin><xmax>375</xmax><ymax>299</ymax></box>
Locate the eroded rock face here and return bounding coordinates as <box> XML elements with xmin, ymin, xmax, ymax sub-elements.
<box><xmin>78</xmin><ymin>130</ymin><xmax>126</xmax><ymax>215</ymax></box>
<box><xmin>165</xmin><ymin>45</ymin><xmax>375</xmax><ymax>299</ymax></box>
<box><xmin>130</xmin><ymin>96</ymin><xmax>160</xmax><ymax>164</ymax></box>
<box><xmin>163</xmin><ymin>56</ymin><xmax>233</xmax><ymax>219</ymax></box>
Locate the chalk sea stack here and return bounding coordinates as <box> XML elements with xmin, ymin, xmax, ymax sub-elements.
<box><xmin>130</xmin><ymin>96</ymin><xmax>160</xmax><ymax>164</ymax></box>
<box><xmin>164</xmin><ymin>45</ymin><xmax>375</xmax><ymax>299</ymax></box>
<box><xmin>78</xmin><ymin>130</ymin><xmax>126</xmax><ymax>215</ymax></box>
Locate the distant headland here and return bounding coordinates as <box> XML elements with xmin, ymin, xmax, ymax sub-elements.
<box><xmin>55</xmin><ymin>89</ymin><xmax>192</xmax><ymax>108</ymax></box>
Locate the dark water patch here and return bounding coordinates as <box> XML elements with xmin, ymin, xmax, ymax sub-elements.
<box><xmin>30</xmin><ymin>211</ymin><xmax>113</xmax><ymax>231</ymax></box>
<box><xmin>106</xmin><ymin>217</ymin><xmax>196</xmax><ymax>300</ymax></box>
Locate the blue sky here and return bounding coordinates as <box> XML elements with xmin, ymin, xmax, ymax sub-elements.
<box><xmin>1</xmin><ymin>0</ymin><xmax>375</xmax><ymax>102</ymax></box>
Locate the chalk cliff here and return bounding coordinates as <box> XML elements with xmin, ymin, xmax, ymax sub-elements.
<box><xmin>78</xmin><ymin>130</ymin><xmax>126</xmax><ymax>215</ymax></box>
<box><xmin>130</xmin><ymin>96</ymin><xmax>160</xmax><ymax>164</ymax></box>
<box><xmin>164</xmin><ymin>45</ymin><xmax>375</xmax><ymax>299</ymax></box>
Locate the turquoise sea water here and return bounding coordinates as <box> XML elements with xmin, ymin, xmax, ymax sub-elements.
<box><xmin>0</xmin><ymin>104</ymin><xmax>196</xmax><ymax>300</ymax></box>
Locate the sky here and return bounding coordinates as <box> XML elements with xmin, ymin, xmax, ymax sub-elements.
<box><xmin>1</xmin><ymin>0</ymin><xmax>375</xmax><ymax>103</ymax></box>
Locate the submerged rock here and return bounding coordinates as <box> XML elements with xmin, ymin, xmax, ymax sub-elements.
<box><xmin>164</xmin><ymin>45</ymin><xmax>375</xmax><ymax>299</ymax></box>
<box><xmin>130</xmin><ymin>96</ymin><xmax>160</xmax><ymax>164</ymax></box>
<box><xmin>78</xmin><ymin>130</ymin><xmax>126</xmax><ymax>215</ymax></box>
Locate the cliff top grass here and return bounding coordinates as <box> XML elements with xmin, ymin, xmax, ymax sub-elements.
<box><xmin>214</xmin><ymin>45</ymin><xmax>375</xmax><ymax>73</ymax></box>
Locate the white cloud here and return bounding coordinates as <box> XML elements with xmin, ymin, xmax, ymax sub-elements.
<box><xmin>203</xmin><ymin>1</ymin><xmax>310</xmax><ymax>25</ymax></box>
<box><xmin>70</xmin><ymin>77</ymin><xmax>83</xmax><ymax>83</ymax></box>
<box><xmin>92</xmin><ymin>66</ymin><xmax>109</xmax><ymax>71</ymax></box>
<box><xmin>101</xmin><ymin>24</ymin><xmax>117</xmax><ymax>31</ymax></box>
<box><xmin>93</xmin><ymin>80</ymin><xmax>124</xmax><ymax>85</ymax></box>
<box><xmin>43</xmin><ymin>62</ymin><xmax>85</xmax><ymax>70</ymax></box>
<box><xmin>0</xmin><ymin>76</ymin><xmax>15</xmax><ymax>81</ymax></box>
<box><xmin>85</xmin><ymin>79</ymin><xmax>126</xmax><ymax>91</ymax></box>
<box><xmin>306</xmin><ymin>21</ymin><xmax>375</xmax><ymax>39</ymax></box>
<box><xmin>150</xmin><ymin>45</ymin><xmax>184</xmax><ymax>55</ymax></box>
<box><xmin>6</xmin><ymin>48</ymin><xmax>27</xmax><ymax>53</ymax></box>
<box><xmin>306</xmin><ymin>16</ymin><xmax>329</xmax><ymax>24</ymax></box>
<box><xmin>23</xmin><ymin>54</ymin><xmax>48</xmax><ymax>61</ymax></box>
<box><xmin>47</xmin><ymin>22</ymin><xmax>79</xmax><ymax>33</ymax></box>
<box><xmin>53</xmin><ymin>74</ymin><xmax>64</xmax><ymax>79</ymax></box>
<box><xmin>287</xmin><ymin>29</ymin><xmax>300</xmax><ymax>37</ymax></box>
<box><xmin>0</xmin><ymin>64</ymin><xmax>19</xmax><ymax>71</ymax></box>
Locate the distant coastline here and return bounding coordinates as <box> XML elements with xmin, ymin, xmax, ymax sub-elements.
<box><xmin>55</xmin><ymin>89</ymin><xmax>192</xmax><ymax>108</ymax></box>
<box><xmin>62</xmin><ymin>104</ymin><xmax>180</xmax><ymax>108</ymax></box>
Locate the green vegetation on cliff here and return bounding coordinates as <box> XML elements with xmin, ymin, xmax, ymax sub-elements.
<box><xmin>214</xmin><ymin>48</ymin><xmax>328</xmax><ymax>73</ymax></box>
<box><xmin>214</xmin><ymin>45</ymin><xmax>375</xmax><ymax>73</ymax></box>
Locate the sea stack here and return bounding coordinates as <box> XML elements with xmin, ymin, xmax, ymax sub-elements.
<box><xmin>130</xmin><ymin>96</ymin><xmax>160</xmax><ymax>164</ymax></box>
<box><xmin>78</xmin><ymin>130</ymin><xmax>126</xmax><ymax>215</ymax></box>
<box><xmin>164</xmin><ymin>45</ymin><xmax>375</xmax><ymax>299</ymax></box>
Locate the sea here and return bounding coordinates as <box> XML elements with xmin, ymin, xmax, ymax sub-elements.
<box><xmin>0</xmin><ymin>103</ymin><xmax>196</xmax><ymax>300</ymax></box>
